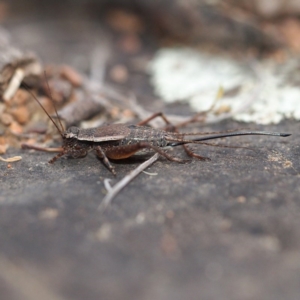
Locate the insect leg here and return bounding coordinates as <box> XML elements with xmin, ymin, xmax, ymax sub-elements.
<box><xmin>95</xmin><ymin>146</ymin><xmax>116</xmax><ymax>176</ymax></box>
<box><xmin>137</xmin><ymin>112</ymin><xmax>175</xmax><ymax>131</ymax></box>
<box><xmin>49</xmin><ymin>151</ymin><xmax>65</xmax><ymax>163</ymax></box>
<box><xmin>155</xmin><ymin>117</ymin><xmax>211</xmax><ymax>160</ymax></box>
<box><xmin>176</xmin><ymin>87</ymin><xmax>222</xmax><ymax>127</ymax></box>
<box><xmin>137</xmin><ymin>112</ymin><xmax>210</xmax><ymax>160</ymax></box>
<box><xmin>180</xmin><ymin>145</ymin><xmax>211</xmax><ymax>161</ymax></box>
<box><xmin>142</xmin><ymin>143</ymin><xmax>190</xmax><ymax>163</ymax></box>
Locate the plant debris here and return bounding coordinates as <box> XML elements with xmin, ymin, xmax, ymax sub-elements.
<box><xmin>1</xmin><ymin>2</ymin><xmax>300</xmax><ymax>155</ymax></box>
<box><xmin>0</xmin><ymin>155</ymin><xmax>22</xmax><ymax>162</ymax></box>
<box><xmin>99</xmin><ymin>153</ymin><xmax>159</xmax><ymax>210</ymax></box>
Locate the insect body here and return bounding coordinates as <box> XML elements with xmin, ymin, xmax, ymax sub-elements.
<box><xmin>45</xmin><ymin>123</ymin><xmax>289</xmax><ymax>176</ymax></box>
<box><xmin>22</xmin><ymin>85</ymin><xmax>291</xmax><ymax>176</ymax></box>
<box><xmin>51</xmin><ymin>124</ymin><xmax>189</xmax><ymax>175</ymax></box>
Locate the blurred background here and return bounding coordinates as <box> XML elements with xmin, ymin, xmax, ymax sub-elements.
<box><xmin>1</xmin><ymin>2</ymin><xmax>300</xmax><ymax>300</ymax></box>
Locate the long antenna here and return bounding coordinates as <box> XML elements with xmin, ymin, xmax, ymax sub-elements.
<box><xmin>44</xmin><ymin>71</ymin><xmax>65</xmax><ymax>133</ymax></box>
<box><xmin>21</xmin><ymin>82</ymin><xmax>64</xmax><ymax>138</ymax></box>
<box><xmin>169</xmin><ymin>131</ymin><xmax>291</xmax><ymax>147</ymax></box>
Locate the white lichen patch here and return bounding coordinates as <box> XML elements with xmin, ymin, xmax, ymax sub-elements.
<box><xmin>148</xmin><ymin>47</ymin><xmax>300</xmax><ymax>124</ymax></box>
<box><xmin>149</xmin><ymin>48</ymin><xmax>252</xmax><ymax>103</ymax></box>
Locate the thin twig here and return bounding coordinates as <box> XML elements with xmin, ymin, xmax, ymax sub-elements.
<box><xmin>3</xmin><ymin>68</ymin><xmax>25</xmax><ymax>101</ymax></box>
<box><xmin>0</xmin><ymin>155</ymin><xmax>22</xmax><ymax>162</ymax></box>
<box><xmin>103</xmin><ymin>178</ymin><xmax>113</xmax><ymax>192</ymax></box>
<box><xmin>99</xmin><ymin>153</ymin><xmax>159</xmax><ymax>210</ymax></box>
<box><xmin>21</xmin><ymin>143</ymin><xmax>63</xmax><ymax>152</ymax></box>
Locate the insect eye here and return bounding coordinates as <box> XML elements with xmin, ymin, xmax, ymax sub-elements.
<box><xmin>65</xmin><ymin>126</ymin><xmax>79</xmax><ymax>138</ymax></box>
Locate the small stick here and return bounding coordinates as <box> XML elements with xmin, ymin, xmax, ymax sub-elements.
<box><xmin>103</xmin><ymin>178</ymin><xmax>113</xmax><ymax>192</ymax></box>
<box><xmin>99</xmin><ymin>153</ymin><xmax>159</xmax><ymax>210</ymax></box>
<box><xmin>21</xmin><ymin>143</ymin><xmax>63</xmax><ymax>153</ymax></box>
<box><xmin>0</xmin><ymin>156</ymin><xmax>22</xmax><ymax>162</ymax></box>
<box><xmin>3</xmin><ymin>68</ymin><xmax>25</xmax><ymax>101</ymax></box>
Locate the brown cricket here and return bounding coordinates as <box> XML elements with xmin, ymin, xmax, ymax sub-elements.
<box><xmin>21</xmin><ymin>85</ymin><xmax>291</xmax><ymax>175</ymax></box>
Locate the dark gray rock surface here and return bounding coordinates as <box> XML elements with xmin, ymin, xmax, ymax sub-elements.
<box><xmin>1</xmin><ymin>2</ymin><xmax>300</xmax><ymax>299</ymax></box>
<box><xmin>1</xmin><ymin>121</ymin><xmax>299</xmax><ymax>300</ymax></box>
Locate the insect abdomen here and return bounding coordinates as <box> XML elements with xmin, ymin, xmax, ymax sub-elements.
<box><xmin>120</xmin><ymin>126</ymin><xmax>168</xmax><ymax>147</ymax></box>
